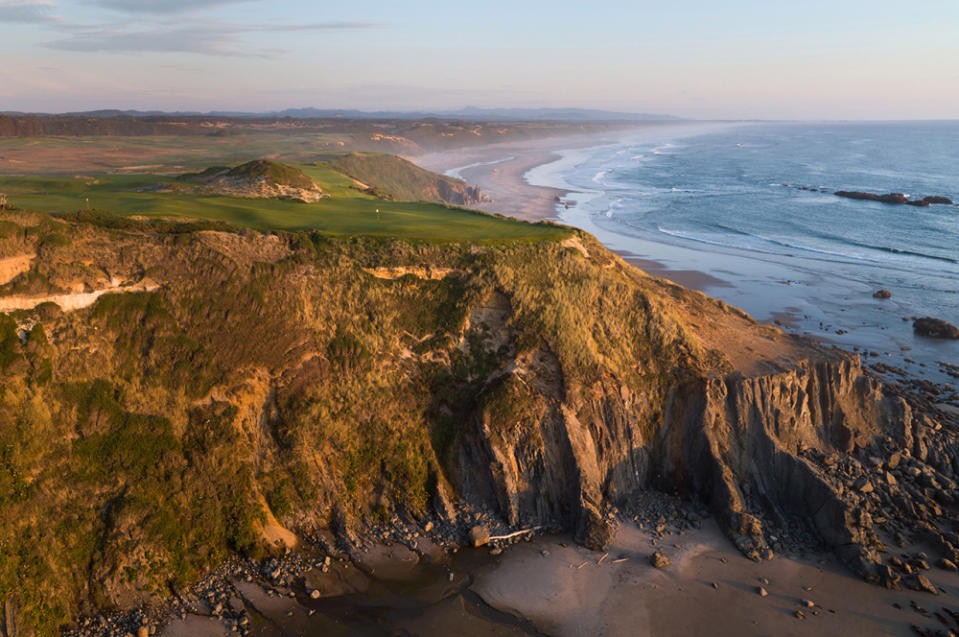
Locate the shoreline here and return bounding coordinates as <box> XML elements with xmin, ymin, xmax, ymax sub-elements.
<box><xmin>415</xmin><ymin>132</ymin><xmax>613</xmax><ymax>222</ymax></box>
<box><xmin>418</xmin><ymin>124</ymin><xmax>959</xmax><ymax>391</ymax></box>
<box><xmin>413</xmin><ymin>122</ymin><xmax>741</xmax><ymax>295</ymax></box>
<box><xmin>153</xmin><ymin>507</ymin><xmax>959</xmax><ymax>637</ymax></box>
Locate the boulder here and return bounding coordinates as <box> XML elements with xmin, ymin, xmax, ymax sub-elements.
<box><xmin>836</xmin><ymin>191</ymin><xmax>881</xmax><ymax>202</ymax></box>
<box><xmin>922</xmin><ymin>196</ymin><xmax>953</xmax><ymax>205</ymax></box>
<box><xmin>873</xmin><ymin>289</ymin><xmax>892</xmax><ymax>299</ymax></box>
<box><xmin>469</xmin><ymin>525</ymin><xmax>490</xmax><ymax>548</ymax></box>
<box><xmin>913</xmin><ymin>317</ymin><xmax>959</xmax><ymax>340</ymax></box>
<box><xmin>877</xmin><ymin>193</ymin><xmax>909</xmax><ymax>204</ymax></box>
<box><xmin>904</xmin><ymin>573</ymin><xmax>938</xmax><ymax>595</ymax></box>
<box><xmin>650</xmin><ymin>551</ymin><xmax>671</xmax><ymax>568</ymax></box>
<box><xmin>937</xmin><ymin>557</ymin><xmax>957</xmax><ymax>572</ymax></box>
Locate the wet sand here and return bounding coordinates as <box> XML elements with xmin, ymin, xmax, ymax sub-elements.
<box><xmin>163</xmin><ymin>518</ymin><xmax>959</xmax><ymax>637</ymax></box>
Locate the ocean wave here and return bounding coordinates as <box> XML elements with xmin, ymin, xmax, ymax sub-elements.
<box><xmin>841</xmin><ymin>238</ymin><xmax>958</xmax><ymax>264</ymax></box>
<box><xmin>604</xmin><ymin>198</ymin><xmax>626</xmax><ymax>217</ymax></box>
<box><xmin>651</xmin><ymin>143</ymin><xmax>674</xmax><ymax>155</ymax></box>
<box><xmin>658</xmin><ymin>225</ymin><xmax>957</xmax><ymax>267</ymax></box>
<box><xmin>592</xmin><ymin>170</ymin><xmax>608</xmax><ymax>183</ymax></box>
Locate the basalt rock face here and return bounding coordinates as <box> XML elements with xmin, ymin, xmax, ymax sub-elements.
<box><xmin>444</xmin><ymin>309</ymin><xmax>932</xmax><ymax>582</ymax></box>
<box><xmin>664</xmin><ymin>362</ymin><xmax>892</xmax><ymax>578</ymax></box>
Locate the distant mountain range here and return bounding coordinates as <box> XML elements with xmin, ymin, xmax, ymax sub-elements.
<box><xmin>5</xmin><ymin>106</ymin><xmax>681</xmax><ymax>122</ymax></box>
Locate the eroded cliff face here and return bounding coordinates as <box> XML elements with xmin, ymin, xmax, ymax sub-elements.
<box><xmin>439</xmin><ymin>287</ymin><xmax>956</xmax><ymax>588</ymax></box>
<box><xmin>0</xmin><ymin>209</ymin><xmax>955</xmax><ymax>633</ymax></box>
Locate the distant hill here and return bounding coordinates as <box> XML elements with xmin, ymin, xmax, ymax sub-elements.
<box><xmin>4</xmin><ymin>107</ymin><xmax>681</xmax><ymax>123</ymax></box>
<box><xmin>260</xmin><ymin>107</ymin><xmax>681</xmax><ymax>122</ymax></box>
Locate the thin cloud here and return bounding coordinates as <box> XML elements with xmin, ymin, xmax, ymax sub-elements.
<box><xmin>86</xmin><ymin>0</ymin><xmax>254</xmax><ymax>14</ymax></box>
<box><xmin>47</xmin><ymin>26</ymin><xmax>243</xmax><ymax>56</ymax></box>
<box><xmin>0</xmin><ymin>0</ymin><xmax>60</xmax><ymax>23</ymax></box>
<box><xmin>43</xmin><ymin>21</ymin><xmax>381</xmax><ymax>56</ymax></box>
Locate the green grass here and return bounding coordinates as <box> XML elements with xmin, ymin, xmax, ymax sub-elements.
<box><xmin>0</xmin><ymin>173</ymin><xmax>571</xmax><ymax>243</ymax></box>
<box><xmin>321</xmin><ymin>152</ymin><xmax>473</xmax><ymax>202</ymax></box>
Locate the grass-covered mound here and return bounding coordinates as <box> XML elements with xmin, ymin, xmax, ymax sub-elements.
<box><xmin>179</xmin><ymin>159</ymin><xmax>317</xmax><ymax>191</ymax></box>
<box><xmin>322</xmin><ymin>152</ymin><xmax>483</xmax><ymax>205</ymax></box>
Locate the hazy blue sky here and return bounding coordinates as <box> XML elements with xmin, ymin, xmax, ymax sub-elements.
<box><xmin>2</xmin><ymin>0</ymin><xmax>958</xmax><ymax>119</ymax></box>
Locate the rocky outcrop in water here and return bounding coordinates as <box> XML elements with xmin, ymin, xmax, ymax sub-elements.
<box><xmin>913</xmin><ymin>317</ymin><xmax>959</xmax><ymax>339</ymax></box>
<box><xmin>835</xmin><ymin>191</ymin><xmax>954</xmax><ymax>207</ymax></box>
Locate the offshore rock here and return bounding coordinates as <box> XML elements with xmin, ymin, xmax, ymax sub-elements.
<box><xmin>913</xmin><ymin>317</ymin><xmax>959</xmax><ymax>339</ymax></box>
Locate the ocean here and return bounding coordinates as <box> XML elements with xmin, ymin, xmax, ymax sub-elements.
<box><xmin>529</xmin><ymin>121</ymin><xmax>959</xmax><ymax>387</ymax></box>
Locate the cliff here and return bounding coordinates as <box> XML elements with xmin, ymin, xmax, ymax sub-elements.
<box><xmin>0</xmin><ymin>208</ymin><xmax>954</xmax><ymax>634</ymax></box>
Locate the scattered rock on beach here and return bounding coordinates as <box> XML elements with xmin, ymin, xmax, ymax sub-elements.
<box><xmin>904</xmin><ymin>573</ymin><xmax>938</xmax><ymax>595</ymax></box>
<box><xmin>650</xmin><ymin>551</ymin><xmax>671</xmax><ymax>568</ymax></box>
<box><xmin>913</xmin><ymin>317</ymin><xmax>959</xmax><ymax>339</ymax></box>
<box><xmin>873</xmin><ymin>289</ymin><xmax>892</xmax><ymax>299</ymax></box>
<box><xmin>757</xmin><ymin>586</ymin><xmax>769</xmax><ymax>597</ymax></box>
<box><xmin>469</xmin><ymin>525</ymin><xmax>490</xmax><ymax>548</ymax></box>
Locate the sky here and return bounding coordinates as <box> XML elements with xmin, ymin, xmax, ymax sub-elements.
<box><xmin>1</xmin><ymin>0</ymin><xmax>958</xmax><ymax>119</ymax></box>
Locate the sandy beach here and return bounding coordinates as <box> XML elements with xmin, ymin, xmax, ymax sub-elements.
<box><xmin>162</xmin><ymin>516</ymin><xmax>959</xmax><ymax>637</ymax></box>
<box><xmin>415</xmin><ymin>129</ymin><xmax>658</xmax><ymax>222</ymax></box>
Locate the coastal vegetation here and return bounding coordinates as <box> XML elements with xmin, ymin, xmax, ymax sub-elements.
<box><xmin>0</xmin><ymin>159</ymin><xmax>567</xmax><ymax>242</ymax></box>
<box><xmin>0</xmin><ymin>203</ymin><xmax>734</xmax><ymax>632</ymax></box>
<box><xmin>0</xmin><ymin>195</ymin><xmax>956</xmax><ymax>635</ymax></box>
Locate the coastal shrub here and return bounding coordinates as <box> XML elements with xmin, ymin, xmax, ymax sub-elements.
<box><xmin>0</xmin><ymin>220</ymin><xmax>22</xmax><ymax>239</ymax></box>
<box><xmin>327</xmin><ymin>333</ymin><xmax>370</xmax><ymax>371</ymax></box>
<box><xmin>0</xmin><ymin>314</ymin><xmax>20</xmax><ymax>369</ymax></box>
<box><xmin>58</xmin><ymin>208</ymin><xmax>142</xmax><ymax>230</ymax></box>
<box><xmin>37</xmin><ymin>232</ymin><xmax>70</xmax><ymax>250</ymax></box>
